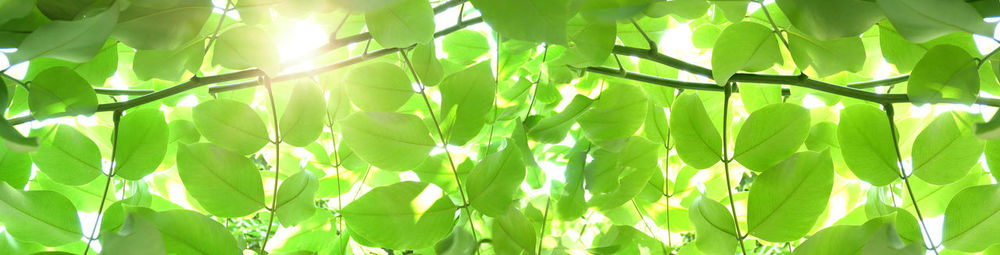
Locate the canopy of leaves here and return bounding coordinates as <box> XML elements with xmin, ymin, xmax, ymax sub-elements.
<box><xmin>1</xmin><ymin>0</ymin><xmax>1000</xmax><ymax>254</ymax></box>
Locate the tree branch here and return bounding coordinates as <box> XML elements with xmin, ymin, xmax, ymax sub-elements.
<box><xmin>595</xmin><ymin>46</ymin><xmax>1000</xmax><ymax>107</ymax></box>
<box><xmin>209</xmin><ymin>16</ymin><xmax>484</xmax><ymax>93</ymax></box>
<box><xmin>8</xmin><ymin>16</ymin><xmax>485</xmax><ymax>126</ymax></box>
<box><xmin>279</xmin><ymin>0</ymin><xmax>468</xmax><ymax>67</ymax></box>
<box><xmin>611</xmin><ymin>45</ymin><xmax>912</xmax><ymax>89</ymax></box>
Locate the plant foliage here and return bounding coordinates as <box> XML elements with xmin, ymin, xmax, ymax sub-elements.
<box><xmin>2</xmin><ymin>0</ymin><xmax>1000</xmax><ymax>254</ymax></box>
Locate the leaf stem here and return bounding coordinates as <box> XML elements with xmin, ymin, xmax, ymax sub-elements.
<box><xmin>83</xmin><ymin>110</ymin><xmax>122</xmax><ymax>255</ymax></box>
<box><xmin>203</xmin><ymin>0</ymin><xmax>234</xmax><ymax>55</ymax></box>
<box><xmin>758</xmin><ymin>2</ymin><xmax>791</xmax><ymax>53</ymax></box>
<box><xmin>324</xmin><ymin>112</ymin><xmax>344</xmax><ymax>233</ymax></box>
<box><xmin>631</xmin><ymin>200</ymin><xmax>668</xmax><ymax>253</ymax></box>
<box><xmin>524</xmin><ymin>44</ymin><xmax>549</xmax><ymax>121</ymax></box>
<box><xmin>721</xmin><ymin>83</ymin><xmax>748</xmax><ymax>254</ymax></box>
<box><xmin>259</xmin><ymin>75</ymin><xmax>281</xmax><ymax>254</ymax></box>
<box><xmin>882</xmin><ymin>103</ymin><xmax>940</xmax><ymax>255</ymax></box>
<box><xmin>630</xmin><ymin>19</ymin><xmax>658</xmax><ymax>52</ymax></box>
<box><xmin>979</xmin><ymin>46</ymin><xmax>1000</xmax><ymax>68</ymax></box>
<box><xmin>537</xmin><ymin>197</ymin><xmax>550</xmax><ymax>255</ymax></box>
<box><xmin>486</xmin><ymin>32</ymin><xmax>502</xmax><ymax>156</ymax></box>
<box><xmin>400</xmin><ymin>51</ymin><xmax>481</xmax><ymax>255</ymax></box>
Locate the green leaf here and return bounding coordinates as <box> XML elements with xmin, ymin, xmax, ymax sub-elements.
<box><xmin>716</xmin><ymin>1</ymin><xmax>750</xmax><ymax>23</ymax></box>
<box><xmin>647</xmin><ymin>0</ymin><xmax>709</xmax><ymax>20</ymax></box>
<box><xmin>989</xmin><ymin>141</ymin><xmax>1000</xmax><ymax>181</ymax></box>
<box><xmin>276</xmin><ymin>170</ymin><xmax>319</xmax><ymax>226</ymax></box>
<box><xmin>466</xmin><ymin>144</ymin><xmax>525</xmax><ymax>217</ymax></box>
<box><xmin>586</xmin><ymin>137</ymin><xmax>660</xmax><ymax>209</ymax></box>
<box><xmin>192</xmin><ymin>99</ymin><xmax>269</xmax><ymax>155</ymax></box>
<box><xmin>669</xmin><ymin>93</ymin><xmax>722</xmax><ymax>169</ymax></box>
<box><xmin>580</xmin><ymin>0</ymin><xmax>654</xmax><ymax>22</ymax></box>
<box><xmin>911</xmin><ymin>112</ymin><xmax>984</xmax><ymax>185</ymax></box>
<box><xmin>711</xmin><ymin>21</ymin><xmax>781</xmax><ymax>85</ymax></box>
<box><xmin>747</xmin><ymin>150</ymin><xmax>834</xmax><ymax>242</ymax></box>
<box><xmin>557</xmin><ymin>140</ymin><xmax>590</xmax><ymax>220</ymax></box>
<box><xmin>279</xmin><ymin>80</ymin><xmax>326</xmax><ymax>147</ymax></box>
<box><xmin>795</xmin><ymin>215</ymin><xmax>923</xmax><ymax>255</ymax></box>
<box><xmin>470</xmin><ymin>0</ymin><xmax>571</xmax><ymax>44</ymax></box>
<box><xmin>837</xmin><ymin>104</ymin><xmax>899</xmax><ymax>186</ymax></box>
<box><xmin>410</xmin><ymin>42</ymin><xmax>444</xmax><ymax>86</ymax></box>
<box><xmin>0</xmin><ymin>0</ymin><xmax>34</xmax><ymax>24</ymax></box>
<box><xmin>212</xmin><ymin>25</ymin><xmax>280</xmax><ymax>74</ymax></box>
<box><xmin>579</xmin><ymin>83</ymin><xmax>647</xmax><ymax>147</ymax></box>
<box><xmin>442</xmin><ymin>30</ymin><xmax>489</xmax><ymax>64</ymax></box>
<box><xmin>878</xmin><ymin>23</ymin><xmax>927</xmax><ymax>73</ymax></box>
<box><xmin>365</xmin><ymin>0</ymin><xmax>434</xmax><ymax>48</ymax></box>
<box><xmin>565</xmin><ymin>18</ymin><xmax>616</xmax><ymax>66</ymax></box>
<box><xmin>733</xmin><ymin>103</ymin><xmax>810</xmax><ymax>171</ymax></box>
<box><xmin>176</xmin><ymin>143</ymin><xmax>265</xmax><ymax>217</ymax></box>
<box><xmin>168</xmin><ymin>119</ymin><xmax>200</xmax><ymax>144</ymax></box>
<box><xmin>35</xmin><ymin>0</ymin><xmax>108</xmax><ymax>20</ymax></box>
<box><xmin>787</xmin><ymin>32</ymin><xmax>866</xmax><ymax>78</ymax></box>
<box><xmin>0</xmin><ymin>142</ymin><xmax>31</xmax><ymax>189</ymax></box>
<box><xmin>7</xmin><ymin>6</ymin><xmax>117</xmax><ymax>64</ymax></box>
<box><xmin>132</xmin><ymin>208</ymin><xmax>241</xmax><ymax>255</ymax></box>
<box><xmin>642</xmin><ymin>103</ymin><xmax>670</xmax><ymax>145</ymax></box>
<box><xmin>590</xmin><ymin>225</ymin><xmax>667</xmax><ymax>254</ymax></box>
<box><xmin>115</xmin><ymin>108</ymin><xmax>169</xmax><ymax>180</ymax></box>
<box><xmin>439</xmin><ymin>61</ymin><xmax>495</xmax><ymax>146</ymax></box>
<box><xmin>0</xmin><ymin>79</ymin><xmax>36</xmax><ymax>152</ymax></box>
<box><xmin>28</xmin><ymin>66</ymin><xmax>99</xmax><ymax>120</ymax></box>
<box><xmin>943</xmin><ymin>184</ymin><xmax>1000</xmax><ymax>252</ymax></box>
<box><xmin>30</xmin><ymin>124</ymin><xmax>102</xmax><ymax>186</ymax></box>
<box><xmin>492</xmin><ymin>207</ymin><xmax>537</xmax><ymax>255</ymax></box>
<box><xmin>340</xmin><ymin>112</ymin><xmax>435</xmax><ymax>170</ymax></box>
<box><xmin>112</xmin><ymin>0</ymin><xmax>214</xmax><ymax>50</ymax></box>
<box><xmin>0</xmin><ymin>183</ymin><xmax>81</xmax><ymax>246</ymax></box>
<box><xmin>323</xmin><ymin>76</ymin><xmax>353</xmax><ymax>122</ymax></box>
<box><xmin>689</xmin><ymin>196</ymin><xmax>738</xmax><ymax>255</ymax></box>
<box><xmin>101</xmin><ymin>212</ymin><xmax>167</xmax><ymax>255</ymax></box>
<box><xmin>691</xmin><ymin>24</ymin><xmax>722</xmax><ymax>49</ymax></box>
<box><xmin>24</xmin><ymin>40</ymin><xmax>118</xmax><ymax>86</ymax></box>
<box><xmin>876</xmin><ymin>0</ymin><xmax>994</xmax><ymax>43</ymax></box>
<box><xmin>977</xmin><ymin>110</ymin><xmax>1000</xmax><ymax>140</ymax></box>
<box><xmin>344</xmin><ymin>62</ymin><xmax>414</xmax><ymax>112</ymax></box>
<box><xmin>908</xmin><ymin>44</ymin><xmax>980</xmax><ymax>105</ymax></box>
<box><xmin>528</xmin><ymin>94</ymin><xmax>594</xmax><ymax>144</ymax></box>
<box><xmin>638</xmin><ymin>60</ymin><xmax>679</xmax><ymax>107</ymax></box>
<box><xmin>133</xmin><ymin>39</ymin><xmax>205</xmax><ymax>82</ymax></box>
<box><xmin>342</xmin><ymin>181</ymin><xmax>457</xmax><ymax>250</ymax></box>
<box><xmin>901</xmin><ymin>168</ymin><xmax>990</xmax><ymax>218</ymax></box>
<box><xmin>776</xmin><ymin>0</ymin><xmax>883</xmax><ymax>40</ymax></box>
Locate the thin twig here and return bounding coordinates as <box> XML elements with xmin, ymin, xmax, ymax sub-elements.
<box><xmin>882</xmin><ymin>103</ymin><xmax>940</xmax><ymax>255</ymax></box>
<box><xmin>721</xmin><ymin>83</ymin><xmax>748</xmax><ymax>254</ymax></box>
<box><xmin>204</xmin><ymin>0</ymin><xmax>235</xmax><ymax>55</ymax></box>
<box><xmin>524</xmin><ymin>44</ymin><xmax>549</xmax><ymax>121</ymax></box>
<box><xmin>83</xmin><ymin>110</ymin><xmax>123</xmax><ymax>255</ymax></box>
<box><xmin>400</xmin><ymin>51</ymin><xmax>481</xmax><ymax>255</ymax></box>
<box><xmin>259</xmin><ymin>75</ymin><xmax>282</xmax><ymax>254</ymax></box>
<box><xmin>537</xmin><ymin>197</ymin><xmax>551</xmax><ymax>255</ymax></box>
